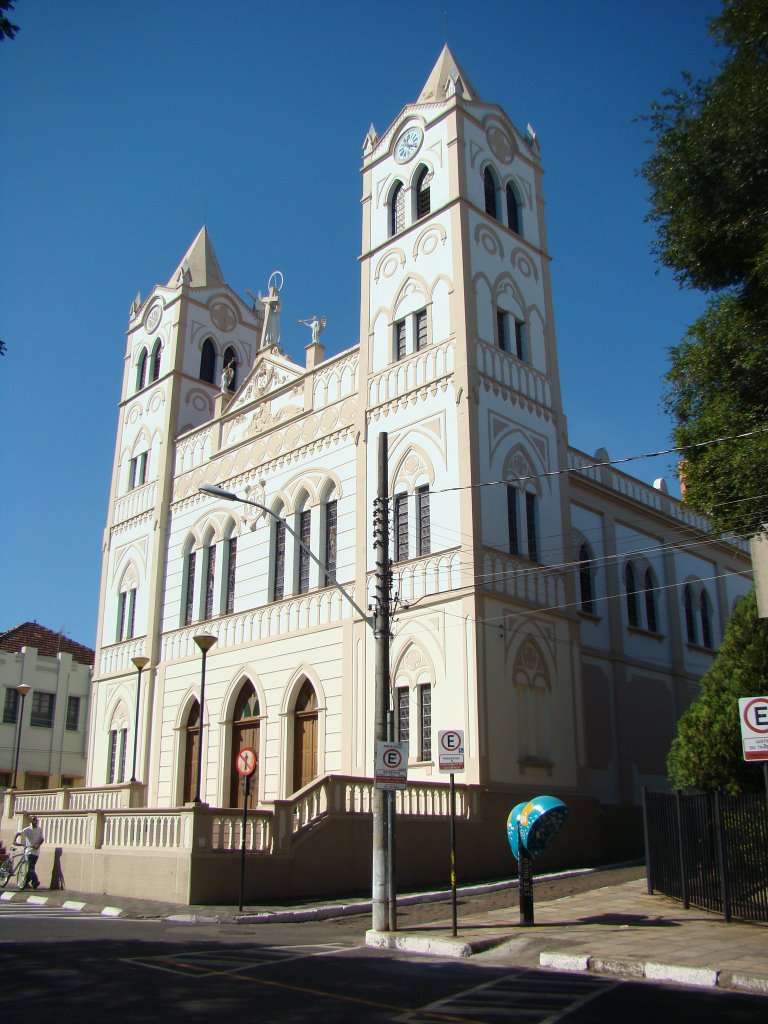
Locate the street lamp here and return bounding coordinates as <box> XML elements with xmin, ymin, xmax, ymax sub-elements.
<box><xmin>192</xmin><ymin>634</ymin><xmax>217</xmax><ymax>804</ymax></box>
<box><xmin>12</xmin><ymin>684</ymin><xmax>31</xmax><ymax>789</ymax></box>
<box><xmin>129</xmin><ymin>657</ymin><xmax>150</xmax><ymax>784</ymax></box>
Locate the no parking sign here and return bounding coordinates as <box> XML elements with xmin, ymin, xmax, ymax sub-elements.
<box><xmin>739</xmin><ymin>696</ymin><xmax>768</xmax><ymax>762</ymax></box>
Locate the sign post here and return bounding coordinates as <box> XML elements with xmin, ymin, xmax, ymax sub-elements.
<box><xmin>438</xmin><ymin>730</ymin><xmax>464</xmax><ymax>937</ymax></box>
<box><xmin>235</xmin><ymin>747</ymin><xmax>257</xmax><ymax>912</ymax></box>
<box><xmin>738</xmin><ymin>696</ymin><xmax>768</xmax><ymax>819</ymax></box>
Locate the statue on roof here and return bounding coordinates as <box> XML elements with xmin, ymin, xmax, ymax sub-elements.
<box><xmin>220</xmin><ymin>360</ymin><xmax>235</xmax><ymax>394</ymax></box>
<box><xmin>297</xmin><ymin>315</ymin><xmax>327</xmax><ymax>346</ymax></box>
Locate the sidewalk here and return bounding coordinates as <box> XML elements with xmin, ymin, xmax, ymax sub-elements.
<box><xmin>2</xmin><ymin>874</ymin><xmax>766</xmax><ymax>996</ymax></box>
<box><xmin>368</xmin><ymin>878</ymin><xmax>768</xmax><ymax>997</ymax></box>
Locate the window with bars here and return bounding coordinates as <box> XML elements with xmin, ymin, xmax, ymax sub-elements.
<box><xmin>108</xmin><ymin>728</ymin><xmax>127</xmax><ymax>784</ymax></box>
<box><xmin>324</xmin><ymin>500</ymin><xmax>337</xmax><ymax>586</ymax></box>
<box><xmin>30</xmin><ymin>691</ymin><xmax>55</xmax><ymax>729</ymax></box>
<box><xmin>625</xmin><ymin>563</ymin><xmax>639</xmax><ymax>628</ymax></box>
<box><xmin>419</xmin><ymin>683</ymin><xmax>432</xmax><ymax>761</ymax></box>
<box><xmin>506</xmin><ymin>183</ymin><xmax>521</xmax><ymax>234</ymax></box>
<box><xmin>525</xmin><ymin>492</ymin><xmax>538</xmax><ymax>562</ymax></box>
<box><xmin>184</xmin><ymin>552</ymin><xmax>196</xmax><ymax>626</ymax></box>
<box><xmin>394</xmin><ymin>492</ymin><xmax>409</xmax><ymax>562</ymax></box>
<box><xmin>507</xmin><ymin>486</ymin><xmax>519</xmax><ymax>555</ymax></box>
<box><xmin>395</xmin><ymin>318</ymin><xmax>406</xmax><ymax>360</ymax></box>
<box><xmin>117</xmin><ymin>588</ymin><xmax>136</xmax><ymax>641</ymax></box>
<box><xmin>298</xmin><ymin>509</ymin><xmax>311</xmax><ymax>594</ymax></box>
<box><xmin>151</xmin><ymin>340</ymin><xmax>162</xmax><ymax>381</ymax></box>
<box><xmin>273</xmin><ymin>520</ymin><xmax>286</xmax><ymax>601</ymax></box>
<box><xmin>514</xmin><ymin>320</ymin><xmax>525</xmax><ymax>361</ymax></box>
<box><xmin>226</xmin><ymin>537</ymin><xmax>237</xmax><ymax>615</ymax></box>
<box><xmin>578</xmin><ymin>545</ymin><xmax>595</xmax><ymax>615</ymax></box>
<box><xmin>136</xmin><ymin>349</ymin><xmax>147</xmax><ymax>391</ymax></box>
<box><xmin>496</xmin><ymin>309</ymin><xmax>509</xmax><ymax>352</ymax></box>
<box><xmin>66</xmin><ymin>695</ymin><xmax>80</xmax><ymax>731</ymax></box>
<box><xmin>3</xmin><ymin>688</ymin><xmax>19</xmax><ymax>724</ymax></box>
<box><xmin>700</xmin><ymin>590</ymin><xmax>713</xmax><ymax>648</ymax></box>
<box><xmin>204</xmin><ymin>543</ymin><xmax>216</xmax><ymax>619</ymax></box>
<box><xmin>415</xmin><ymin>309</ymin><xmax>428</xmax><ymax>351</ymax></box>
<box><xmin>484</xmin><ymin>167</ymin><xmax>498</xmax><ymax>219</ymax></box>
<box><xmin>397</xmin><ymin>687</ymin><xmax>410</xmax><ymax>744</ymax></box>
<box><xmin>416</xmin><ymin>166</ymin><xmax>431</xmax><ymax>219</ymax></box>
<box><xmin>390</xmin><ymin>182</ymin><xmax>405</xmax><ymax>235</ymax></box>
<box><xmin>684</xmin><ymin>584</ymin><xmax>696</xmax><ymax>643</ymax></box>
<box><xmin>129</xmin><ymin>452</ymin><xmax>148</xmax><ymax>490</ymax></box>
<box><xmin>417</xmin><ymin>486</ymin><xmax>430</xmax><ymax>557</ymax></box>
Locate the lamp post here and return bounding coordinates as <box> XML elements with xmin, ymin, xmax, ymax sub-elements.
<box><xmin>129</xmin><ymin>656</ymin><xmax>150</xmax><ymax>784</ymax></box>
<box><xmin>192</xmin><ymin>634</ymin><xmax>217</xmax><ymax>804</ymax></box>
<box><xmin>12</xmin><ymin>684</ymin><xmax>31</xmax><ymax>789</ymax></box>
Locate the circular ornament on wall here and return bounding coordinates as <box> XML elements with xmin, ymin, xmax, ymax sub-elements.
<box><xmin>210</xmin><ymin>300</ymin><xmax>237</xmax><ymax>333</ymax></box>
<box><xmin>487</xmin><ymin>125</ymin><xmax>517</xmax><ymax>164</ymax></box>
<box><xmin>145</xmin><ymin>303</ymin><xmax>163</xmax><ymax>333</ymax></box>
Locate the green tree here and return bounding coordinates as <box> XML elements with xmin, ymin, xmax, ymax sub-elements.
<box><xmin>667</xmin><ymin>589</ymin><xmax>768</xmax><ymax>793</ymax></box>
<box><xmin>0</xmin><ymin>1</ymin><xmax>20</xmax><ymax>42</ymax></box>
<box><xmin>641</xmin><ymin>0</ymin><xmax>768</xmax><ymax>535</ymax></box>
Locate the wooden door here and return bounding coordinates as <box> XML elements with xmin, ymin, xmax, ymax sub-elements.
<box><xmin>229</xmin><ymin>682</ymin><xmax>260</xmax><ymax>809</ymax></box>
<box><xmin>293</xmin><ymin>680</ymin><xmax>318</xmax><ymax>792</ymax></box>
<box><xmin>182</xmin><ymin>702</ymin><xmax>200</xmax><ymax>804</ymax></box>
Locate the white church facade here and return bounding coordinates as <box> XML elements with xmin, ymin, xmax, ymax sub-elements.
<box><xmin>13</xmin><ymin>49</ymin><xmax>748</xmax><ymax>902</ymax></box>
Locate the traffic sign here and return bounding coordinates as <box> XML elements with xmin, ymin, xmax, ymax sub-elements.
<box><xmin>438</xmin><ymin>729</ymin><xmax>465</xmax><ymax>773</ymax></box>
<box><xmin>738</xmin><ymin>696</ymin><xmax>768</xmax><ymax>762</ymax></box>
<box><xmin>235</xmin><ymin>747</ymin><xmax>257</xmax><ymax>776</ymax></box>
<box><xmin>375</xmin><ymin>741</ymin><xmax>409</xmax><ymax>790</ymax></box>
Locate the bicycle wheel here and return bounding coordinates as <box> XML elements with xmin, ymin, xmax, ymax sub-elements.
<box><xmin>0</xmin><ymin>861</ymin><xmax>11</xmax><ymax>887</ymax></box>
<box><xmin>16</xmin><ymin>860</ymin><xmax>29</xmax><ymax>889</ymax></box>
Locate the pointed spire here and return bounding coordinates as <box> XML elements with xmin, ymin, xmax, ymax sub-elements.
<box><xmin>167</xmin><ymin>226</ymin><xmax>225</xmax><ymax>289</ymax></box>
<box><xmin>417</xmin><ymin>45</ymin><xmax>480</xmax><ymax>104</ymax></box>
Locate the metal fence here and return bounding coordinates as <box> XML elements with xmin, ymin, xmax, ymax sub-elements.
<box><xmin>643</xmin><ymin>788</ymin><xmax>768</xmax><ymax>923</ymax></box>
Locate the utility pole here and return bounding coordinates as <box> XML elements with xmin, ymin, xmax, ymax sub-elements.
<box><xmin>372</xmin><ymin>432</ymin><xmax>391</xmax><ymax>932</ymax></box>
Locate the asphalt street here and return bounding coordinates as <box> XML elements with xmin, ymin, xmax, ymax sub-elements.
<box><xmin>1</xmin><ymin>903</ymin><xmax>765</xmax><ymax>1023</ymax></box>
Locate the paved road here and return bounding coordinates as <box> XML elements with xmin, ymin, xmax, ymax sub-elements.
<box><xmin>0</xmin><ymin>905</ymin><xmax>764</xmax><ymax>1023</ymax></box>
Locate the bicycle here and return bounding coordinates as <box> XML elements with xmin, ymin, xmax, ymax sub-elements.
<box><xmin>0</xmin><ymin>845</ymin><xmax>32</xmax><ymax>889</ymax></box>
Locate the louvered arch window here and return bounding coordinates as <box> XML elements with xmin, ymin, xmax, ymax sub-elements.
<box><xmin>506</xmin><ymin>183</ymin><xmax>521</xmax><ymax>234</ymax></box>
<box><xmin>625</xmin><ymin>562</ymin><xmax>639</xmax><ymax>628</ymax></box>
<box><xmin>484</xmin><ymin>167</ymin><xmax>498</xmax><ymax>219</ymax></box>
<box><xmin>136</xmin><ymin>349</ymin><xmax>148</xmax><ymax>391</ymax></box>
<box><xmin>200</xmin><ymin>338</ymin><xmax>216</xmax><ymax>383</ymax></box>
<box><xmin>151</xmin><ymin>340</ymin><xmax>162</xmax><ymax>381</ymax></box>
<box><xmin>390</xmin><ymin>181</ymin><xmax>405</xmax><ymax>236</ymax></box>
<box><xmin>416</xmin><ymin>166</ymin><xmax>431</xmax><ymax>219</ymax></box>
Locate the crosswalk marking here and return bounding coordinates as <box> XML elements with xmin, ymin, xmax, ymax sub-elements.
<box><xmin>126</xmin><ymin>943</ymin><xmax>349</xmax><ymax>977</ymax></box>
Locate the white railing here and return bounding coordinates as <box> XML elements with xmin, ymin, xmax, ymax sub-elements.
<box><xmin>211</xmin><ymin>813</ymin><xmax>273</xmax><ymax>852</ymax></box>
<box><xmin>3</xmin><ymin>784</ymin><xmax>144</xmax><ymax>819</ymax></box>
<box><xmin>98</xmin><ymin>638</ymin><xmax>150</xmax><ymax>677</ymax></box>
<box><xmin>113</xmin><ymin>480</ymin><xmax>157</xmax><ymax>525</ymax></box>
<box><xmin>476</xmin><ymin>340</ymin><xmax>552</xmax><ymax>409</ymax></box>
<box><xmin>39</xmin><ymin>813</ymin><xmax>92</xmax><ymax>847</ymax></box>
<box><xmin>389</xmin><ymin>548</ymin><xmax>464</xmax><ymax>604</ymax></box>
<box><xmin>102</xmin><ymin>811</ymin><xmax>186</xmax><ymax>849</ymax></box>
<box><xmin>312</xmin><ymin>352</ymin><xmax>359</xmax><ymax>409</ymax></box>
<box><xmin>368</xmin><ymin>340</ymin><xmax>454</xmax><ymax>408</ymax></box>
<box><xmin>480</xmin><ymin>548</ymin><xmax>565</xmax><ymax>608</ymax></box>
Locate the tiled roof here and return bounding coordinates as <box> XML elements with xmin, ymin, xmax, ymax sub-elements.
<box><xmin>0</xmin><ymin>622</ymin><xmax>94</xmax><ymax>667</ymax></box>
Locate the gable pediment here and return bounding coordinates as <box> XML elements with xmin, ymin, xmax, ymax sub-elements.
<box><xmin>229</xmin><ymin>351</ymin><xmax>304</xmax><ymax>413</ymax></box>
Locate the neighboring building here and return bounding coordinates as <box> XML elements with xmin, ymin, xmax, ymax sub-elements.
<box><xmin>85</xmin><ymin>49</ymin><xmax>751</xmax><ymax>886</ymax></box>
<box><xmin>0</xmin><ymin>623</ymin><xmax>93</xmax><ymax>791</ymax></box>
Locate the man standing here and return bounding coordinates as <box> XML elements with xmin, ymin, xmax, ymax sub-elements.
<box><xmin>14</xmin><ymin>815</ymin><xmax>43</xmax><ymax>890</ymax></box>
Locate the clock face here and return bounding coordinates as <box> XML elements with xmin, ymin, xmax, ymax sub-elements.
<box><xmin>395</xmin><ymin>127</ymin><xmax>423</xmax><ymax>162</ymax></box>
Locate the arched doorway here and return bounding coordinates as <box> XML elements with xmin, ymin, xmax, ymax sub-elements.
<box><xmin>293</xmin><ymin>680</ymin><xmax>318</xmax><ymax>792</ymax></box>
<box><xmin>229</xmin><ymin>680</ymin><xmax>260</xmax><ymax>809</ymax></box>
<box><xmin>182</xmin><ymin>701</ymin><xmax>200</xmax><ymax>804</ymax></box>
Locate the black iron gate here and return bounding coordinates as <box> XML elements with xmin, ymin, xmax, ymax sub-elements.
<box><xmin>643</xmin><ymin>788</ymin><xmax>768</xmax><ymax>923</ymax></box>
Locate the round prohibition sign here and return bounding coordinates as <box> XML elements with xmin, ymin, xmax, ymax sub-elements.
<box><xmin>742</xmin><ymin>697</ymin><xmax>768</xmax><ymax>734</ymax></box>
<box><xmin>440</xmin><ymin>731</ymin><xmax>463</xmax><ymax>752</ymax></box>
<box><xmin>236</xmin><ymin>747</ymin><xmax>257</xmax><ymax>776</ymax></box>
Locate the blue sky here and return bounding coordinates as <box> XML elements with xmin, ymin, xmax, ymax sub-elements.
<box><xmin>0</xmin><ymin>0</ymin><xmax>724</xmax><ymax>646</ymax></box>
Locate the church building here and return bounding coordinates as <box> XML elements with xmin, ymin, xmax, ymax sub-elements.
<box><xmin>81</xmin><ymin>48</ymin><xmax>750</xmax><ymax>897</ymax></box>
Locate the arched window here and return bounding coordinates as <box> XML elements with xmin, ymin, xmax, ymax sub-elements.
<box><xmin>684</xmin><ymin>584</ymin><xmax>697</xmax><ymax>644</ymax></box>
<box><xmin>644</xmin><ymin>568</ymin><xmax>658</xmax><ymax>633</ymax></box>
<box><xmin>390</xmin><ymin>181</ymin><xmax>405</xmax><ymax>236</ymax></box>
<box><xmin>625</xmin><ymin>562</ymin><xmax>639</xmax><ymax>628</ymax></box>
<box><xmin>506</xmin><ymin>183</ymin><xmax>521</xmax><ymax>235</ymax></box>
<box><xmin>293</xmin><ymin>680</ymin><xmax>318</xmax><ymax>792</ymax></box>
<box><xmin>272</xmin><ymin>510</ymin><xmax>286</xmax><ymax>601</ymax></box>
<box><xmin>223</xmin><ymin>346</ymin><xmax>238</xmax><ymax>391</ymax></box>
<box><xmin>151</xmin><ymin>339</ymin><xmax>162</xmax><ymax>382</ymax></box>
<box><xmin>136</xmin><ymin>349</ymin><xmax>148</xmax><ymax>391</ymax></box>
<box><xmin>700</xmin><ymin>590</ymin><xmax>713</xmax><ymax>649</ymax></box>
<box><xmin>416</xmin><ymin>166</ymin><xmax>431</xmax><ymax>219</ymax></box>
<box><xmin>323</xmin><ymin>497</ymin><xmax>337</xmax><ymax>587</ymax></box>
<box><xmin>200</xmin><ymin>338</ymin><xmax>216</xmax><ymax>383</ymax></box>
<box><xmin>182</xmin><ymin>701</ymin><xmax>200</xmax><ymax>804</ymax></box>
<box><xmin>297</xmin><ymin>499</ymin><xmax>311</xmax><ymax>594</ymax></box>
<box><xmin>229</xmin><ymin>681</ymin><xmax>259</xmax><ymax>809</ymax></box>
<box><xmin>484</xmin><ymin>167</ymin><xmax>498</xmax><ymax>219</ymax></box>
<box><xmin>578</xmin><ymin>544</ymin><xmax>595</xmax><ymax>615</ymax></box>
